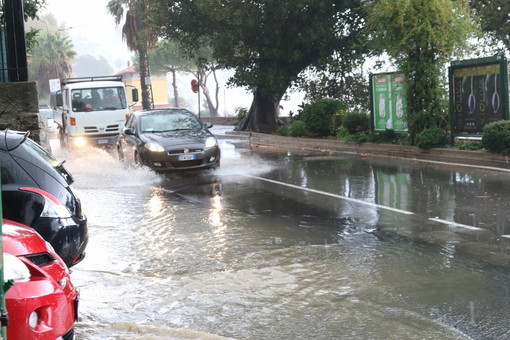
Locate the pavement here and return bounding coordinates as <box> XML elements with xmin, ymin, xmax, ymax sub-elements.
<box><xmin>211</xmin><ymin>125</ymin><xmax>510</xmax><ymax>173</ymax></box>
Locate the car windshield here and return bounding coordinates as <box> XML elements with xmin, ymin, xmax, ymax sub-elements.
<box><xmin>21</xmin><ymin>138</ymin><xmax>74</xmax><ymax>185</ymax></box>
<box><xmin>71</xmin><ymin>87</ymin><xmax>127</xmax><ymax>112</ymax></box>
<box><xmin>140</xmin><ymin>111</ymin><xmax>202</xmax><ymax>132</ymax></box>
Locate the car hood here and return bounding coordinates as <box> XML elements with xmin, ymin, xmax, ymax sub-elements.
<box><xmin>142</xmin><ymin>129</ymin><xmax>212</xmax><ymax>147</ymax></box>
<box><xmin>2</xmin><ymin>219</ymin><xmax>49</xmax><ymax>256</ymax></box>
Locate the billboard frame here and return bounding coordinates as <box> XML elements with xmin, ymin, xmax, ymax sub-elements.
<box><xmin>449</xmin><ymin>55</ymin><xmax>509</xmax><ymax>139</ymax></box>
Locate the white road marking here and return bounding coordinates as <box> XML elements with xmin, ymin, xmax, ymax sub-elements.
<box><xmin>243</xmin><ymin>174</ymin><xmax>414</xmax><ymax>215</ymax></box>
<box><xmin>243</xmin><ymin>175</ymin><xmax>498</xmax><ymax>235</ymax></box>
<box><xmin>427</xmin><ymin>218</ymin><xmax>485</xmax><ymax>231</ymax></box>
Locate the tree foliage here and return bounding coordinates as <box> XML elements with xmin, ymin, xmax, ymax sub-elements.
<box><xmin>367</xmin><ymin>0</ymin><xmax>477</xmax><ymax>142</ymax></box>
<box><xmin>148</xmin><ymin>40</ymin><xmax>221</xmax><ymax>115</ymax></box>
<box><xmin>470</xmin><ymin>0</ymin><xmax>510</xmax><ymax>51</ymax></box>
<box><xmin>107</xmin><ymin>0</ymin><xmax>155</xmax><ymax>109</ymax></box>
<box><xmin>28</xmin><ymin>31</ymin><xmax>76</xmax><ymax>98</ymax></box>
<box><xmin>148</xmin><ymin>0</ymin><xmax>365</xmax><ymax>133</ymax></box>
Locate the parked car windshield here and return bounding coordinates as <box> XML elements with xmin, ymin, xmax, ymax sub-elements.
<box><xmin>140</xmin><ymin>111</ymin><xmax>202</xmax><ymax>133</ymax></box>
<box><xmin>71</xmin><ymin>87</ymin><xmax>127</xmax><ymax>112</ymax></box>
<box><xmin>20</xmin><ymin>138</ymin><xmax>74</xmax><ymax>185</ymax></box>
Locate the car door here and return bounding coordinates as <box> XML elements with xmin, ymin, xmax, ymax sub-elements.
<box><xmin>119</xmin><ymin>114</ymin><xmax>139</xmax><ymax>163</ymax></box>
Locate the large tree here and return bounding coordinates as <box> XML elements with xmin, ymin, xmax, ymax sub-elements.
<box><xmin>367</xmin><ymin>0</ymin><xmax>476</xmax><ymax>142</ymax></box>
<box><xmin>470</xmin><ymin>0</ymin><xmax>510</xmax><ymax>51</ymax></box>
<box><xmin>107</xmin><ymin>0</ymin><xmax>154</xmax><ymax>110</ymax></box>
<box><xmin>148</xmin><ymin>0</ymin><xmax>364</xmax><ymax>133</ymax></box>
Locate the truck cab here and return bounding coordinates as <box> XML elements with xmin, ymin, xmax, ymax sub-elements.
<box><xmin>53</xmin><ymin>76</ymin><xmax>138</xmax><ymax>148</ymax></box>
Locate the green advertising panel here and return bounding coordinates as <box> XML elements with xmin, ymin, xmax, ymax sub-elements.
<box><xmin>371</xmin><ymin>73</ymin><xmax>407</xmax><ymax>132</ymax></box>
<box><xmin>449</xmin><ymin>55</ymin><xmax>509</xmax><ymax>136</ymax></box>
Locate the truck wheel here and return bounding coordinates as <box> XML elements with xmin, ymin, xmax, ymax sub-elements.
<box><xmin>59</xmin><ymin>129</ymin><xmax>68</xmax><ymax>149</ymax></box>
<box><xmin>117</xmin><ymin>145</ymin><xmax>124</xmax><ymax>161</ymax></box>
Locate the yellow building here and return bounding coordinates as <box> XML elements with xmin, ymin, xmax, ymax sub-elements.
<box><xmin>116</xmin><ymin>65</ymin><xmax>169</xmax><ymax>110</ymax></box>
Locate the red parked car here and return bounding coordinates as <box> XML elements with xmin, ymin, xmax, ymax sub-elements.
<box><xmin>3</xmin><ymin>218</ymin><xmax>78</xmax><ymax>340</ymax></box>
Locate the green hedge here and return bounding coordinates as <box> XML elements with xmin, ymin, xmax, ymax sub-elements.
<box><xmin>482</xmin><ymin>120</ymin><xmax>510</xmax><ymax>154</ymax></box>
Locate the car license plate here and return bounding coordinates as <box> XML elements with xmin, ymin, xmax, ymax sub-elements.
<box><xmin>178</xmin><ymin>154</ymin><xmax>196</xmax><ymax>161</ymax></box>
<box><xmin>97</xmin><ymin>139</ymin><xmax>108</xmax><ymax>144</ymax></box>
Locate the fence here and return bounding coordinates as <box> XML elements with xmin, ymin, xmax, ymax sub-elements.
<box><xmin>0</xmin><ymin>0</ymin><xmax>28</xmax><ymax>83</ymax></box>
<box><xmin>0</xmin><ymin>0</ymin><xmax>7</xmax><ymax>82</ymax></box>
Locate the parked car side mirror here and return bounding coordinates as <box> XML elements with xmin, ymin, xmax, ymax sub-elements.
<box><xmin>204</xmin><ymin>122</ymin><xmax>213</xmax><ymax>129</ymax></box>
<box><xmin>124</xmin><ymin>128</ymin><xmax>135</xmax><ymax>136</ymax></box>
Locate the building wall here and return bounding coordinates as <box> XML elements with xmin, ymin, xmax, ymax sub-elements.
<box><xmin>0</xmin><ymin>81</ymin><xmax>50</xmax><ymax>149</ymax></box>
<box><xmin>124</xmin><ymin>75</ymin><xmax>169</xmax><ymax>109</ymax></box>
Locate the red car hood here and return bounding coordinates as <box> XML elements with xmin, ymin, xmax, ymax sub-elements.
<box><xmin>2</xmin><ymin>219</ymin><xmax>50</xmax><ymax>256</ymax></box>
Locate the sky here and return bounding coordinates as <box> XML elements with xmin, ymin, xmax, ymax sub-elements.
<box><xmin>42</xmin><ymin>0</ymin><xmax>132</xmax><ymax>71</ymax></box>
<box><xmin>40</xmin><ymin>0</ymin><xmax>303</xmax><ymax>116</ymax></box>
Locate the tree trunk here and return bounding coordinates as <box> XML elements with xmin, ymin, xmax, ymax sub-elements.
<box><xmin>139</xmin><ymin>46</ymin><xmax>151</xmax><ymax>110</ymax></box>
<box><xmin>238</xmin><ymin>87</ymin><xmax>280</xmax><ymax>133</ymax></box>
<box><xmin>197</xmin><ymin>68</ymin><xmax>219</xmax><ymax>117</ymax></box>
<box><xmin>171</xmin><ymin>69</ymin><xmax>179</xmax><ymax>107</ymax></box>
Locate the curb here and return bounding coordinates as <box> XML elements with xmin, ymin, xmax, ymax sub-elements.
<box><xmin>216</xmin><ymin>130</ymin><xmax>510</xmax><ymax>172</ymax></box>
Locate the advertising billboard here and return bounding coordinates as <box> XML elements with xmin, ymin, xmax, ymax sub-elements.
<box><xmin>370</xmin><ymin>73</ymin><xmax>407</xmax><ymax>132</ymax></box>
<box><xmin>449</xmin><ymin>55</ymin><xmax>509</xmax><ymax>136</ymax></box>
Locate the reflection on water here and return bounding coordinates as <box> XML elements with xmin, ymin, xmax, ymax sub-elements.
<box><xmin>51</xmin><ymin>139</ymin><xmax>510</xmax><ymax>339</ymax></box>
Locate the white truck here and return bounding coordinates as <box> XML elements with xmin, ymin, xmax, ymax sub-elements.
<box><xmin>53</xmin><ymin>76</ymin><xmax>138</xmax><ymax>148</ymax></box>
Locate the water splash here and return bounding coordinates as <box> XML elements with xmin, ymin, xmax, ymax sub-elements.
<box><xmin>50</xmin><ymin>141</ymin><xmax>161</xmax><ymax>189</ymax></box>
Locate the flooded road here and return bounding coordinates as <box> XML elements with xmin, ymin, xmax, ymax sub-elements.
<box><xmin>51</xmin><ymin>133</ymin><xmax>510</xmax><ymax>340</ymax></box>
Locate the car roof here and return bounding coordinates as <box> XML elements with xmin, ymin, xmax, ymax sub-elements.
<box><xmin>133</xmin><ymin>108</ymin><xmax>195</xmax><ymax>117</ymax></box>
<box><xmin>0</xmin><ymin>130</ymin><xmax>30</xmax><ymax>152</ymax></box>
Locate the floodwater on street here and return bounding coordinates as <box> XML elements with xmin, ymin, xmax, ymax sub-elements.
<box><xmin>50</xmin><ymin>133</ymin><xmax>510</xmax><ymax>340</ymax></box>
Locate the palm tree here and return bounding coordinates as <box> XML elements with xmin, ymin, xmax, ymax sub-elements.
<box><xmin>28</xmin><ymin>31</ymin><xmax>76</xmax><ymax>98</ymax></box>
<box><xmin>107</xmin><ymin>0</ymin><xmax>154</xmax><ymax>110</ymax></box>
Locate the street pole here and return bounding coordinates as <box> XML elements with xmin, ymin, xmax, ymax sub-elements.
<box><xmin>0</xmin><ymin>163</ymin><xmax>7</xmax><ymax>339</ymax></box>
<box><xmin>197</xmin><ymin>72</ymin><xmax>201</xmax><ymax>119</ymax></box>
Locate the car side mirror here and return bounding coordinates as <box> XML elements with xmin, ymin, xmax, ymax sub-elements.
<box><xmin>124</xmin><ymin>128</ymin><xmax>135</xmax><ymax>136</ymax></box>
<box><xmin>132</xmin><ymin>89</ymin><xmax>139</xmax><ymax>102</ymax></box>
<box><xmin>55</xmin><ymin>92</ymin><xmax>63</xmax><ymax>107</ymax></box>
<box><xmin>204</xmin><ymin>122</ymin><xmax>213</xmax><ymax>129</ymax></box>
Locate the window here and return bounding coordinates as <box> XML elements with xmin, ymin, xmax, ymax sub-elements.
<box><xmin>71</xmin><ymin>87</ymin><xmax>127</xmax><ymax>112</ymax></box>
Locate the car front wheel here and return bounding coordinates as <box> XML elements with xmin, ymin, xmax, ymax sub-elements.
<box><xmin>134</xmin><ymin>151</ymin><xmax>142</xmax><ymax>165</ymax></box>
<box><xmin>117</xmin><ymin>145</ymin><xmax>124</xmax><ymax>161</ymax></box>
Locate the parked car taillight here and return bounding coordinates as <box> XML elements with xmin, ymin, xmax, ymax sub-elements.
<box><xmin>19</xmin><ymin>187</ymin><xmax>72</xmax><ymax>218</ymax></box>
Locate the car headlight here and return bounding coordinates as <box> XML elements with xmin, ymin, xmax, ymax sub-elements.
<box><xmin>72</xmin><ymin>136</ymin><xmax>87</xmax><ymax>147</ymax></box>
<box><xmin>205</xmin><ymin>136</ymin><xmax>218</xmax><ymax>149</ymax></box>
<box><xmin>4</xmin><ymin>253</ymin><xmax>31</xmax><ymax>282</ymax></box>
<box><xmin>144</xmin><ymin>142</ymin><xmax>165</xmax><ymax>152</ymax></box>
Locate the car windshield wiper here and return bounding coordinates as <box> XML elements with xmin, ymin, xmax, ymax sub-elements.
<box><xmin>55</xmin><ymin>160</ymin><xmax>75</xmax><ymax>185</ymax></box>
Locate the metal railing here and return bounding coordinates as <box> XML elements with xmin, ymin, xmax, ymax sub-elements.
<box><xmin>0</xmin><ymin>0</ymin><xmax>28</xmax><ymax>83</ymax></box>
<box><xmin>0</xmin><ymin>0</ymin><xmax>8</xmax><ymax>82</ymax></box>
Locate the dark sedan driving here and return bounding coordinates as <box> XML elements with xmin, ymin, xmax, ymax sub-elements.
<box><xmin>117</xmin><ymin>109</ymin><xmax>221</xmax><ymax>172</ymax></box>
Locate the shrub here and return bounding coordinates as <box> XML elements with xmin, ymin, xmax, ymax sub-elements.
<box><xmin>276</xmin><ymin>125</ymin><xmax>289</xmax><ymax>136</ymax></box>
<box><xmin>457</xmin><ymin>141</ymin><xmax>483</xmax><ymax>151</ymax></box>
<box><xmin>342</xmin><ymin>111</ymin><xmax>370</xmax><ymax>135</ymax></box>
<box><xmin>336</xmin><ymin>126</ymin><xmax>349</xmax><ymax>139</ymax></box>
<box><xmin>373</xmin><ymin>129</ymin><xmax>398</xmax><ymax>143</ymax></box>
<box><xmin>235</xmin><ymin>106</ymin><xmax>248</xmax><ymax>125</ymax></box>
<box><xmin>331</xmin><ymin>107</ymin><xmax>348</xmax><ymax>135</ymax></box>
<box><xmin>299</xmin><ymin>98</ymin><xmax>346</xmax><ymax>137</ymax></box>
<box><xmin>286</xmin><ymin>121</ymin><xmax>306</xmax><ymax>137</ymax></box>
<box><xmin>415</xmin><ymin>127</ymin><xmax>449</xmax><ymax>149</ymax></box>
<box><xmin>482</xmin><ymin>120</ymin><xmax>510</xmax><ymax>154</ymax></box>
